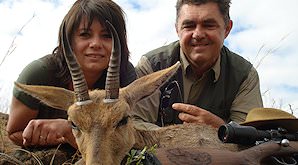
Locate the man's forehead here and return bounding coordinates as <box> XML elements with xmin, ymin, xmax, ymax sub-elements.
<box><xmin>177</xmin><ymin>3</ymin><xmax>224</xmax><ymax>24</ymax></box>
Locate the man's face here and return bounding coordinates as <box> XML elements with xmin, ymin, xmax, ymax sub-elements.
<box><xmin>176</xmin><ymin>2</ymin><xmax>232</xmax><ymax>73</ymax></box>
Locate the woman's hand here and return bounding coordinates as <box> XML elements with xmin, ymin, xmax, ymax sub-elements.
<box><xmin>8</xmin><ymin>97</ymin><xmax>78</xmax><ymax>148</ymax></box>
<box><xmin>22</xmin><ymin>118</ymin><xmax>72</xmax><ymax>146</ymax></box>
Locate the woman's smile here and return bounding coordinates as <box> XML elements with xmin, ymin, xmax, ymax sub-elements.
<box><xmin>85</xmin><ymin>53</ymin><xmax>106</xmax><ymax>59</ymax></box>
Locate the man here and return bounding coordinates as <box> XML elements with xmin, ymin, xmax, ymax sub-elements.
<box><xmin>134</xmin><ymin>0</ymin><xmax>263</xmax><ymax>129</ymax></box>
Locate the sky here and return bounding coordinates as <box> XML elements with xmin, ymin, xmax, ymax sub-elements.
<box><xmin>0</xmin><ymin>0</ymin><xmax>298</xmax><ymax>116</ymax></box>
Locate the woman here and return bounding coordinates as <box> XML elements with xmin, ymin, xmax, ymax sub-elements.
<box><xmin>6</xmin><ymin>0</ymin><xmax>136</xmax><ymax>149</ymax></box>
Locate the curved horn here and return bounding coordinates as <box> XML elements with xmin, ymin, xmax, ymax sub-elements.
<box><xmin>103</xmin><ymin>20</ymin><xmax>121</xmax><ymax>103</ymax></box>
<box><xmin>61</xmin><ymin>21</ymin><xmax>92</xmax><ymax>105</ymax></box>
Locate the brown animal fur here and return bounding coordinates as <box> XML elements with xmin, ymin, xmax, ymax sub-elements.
<box><xmin>140</xmin><ymin>124</ymin><xmax>238</xmax><ymax>151</ymax></box>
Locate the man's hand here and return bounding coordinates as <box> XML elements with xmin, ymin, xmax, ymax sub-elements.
<box><xmin>172</xmin><ymin>103</ymin><xmax>225</xmax><ymax>128</ymax></box>
<box><xmin>22</xmin><ymin>119</ymin><xmax>71</xmax><ymax>146</ymax></box>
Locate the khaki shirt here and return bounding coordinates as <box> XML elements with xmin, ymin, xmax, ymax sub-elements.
<box><xmin>133</xmin><ymin>49</ymin><xmax>263</xmax><ymax>130</ymax></box>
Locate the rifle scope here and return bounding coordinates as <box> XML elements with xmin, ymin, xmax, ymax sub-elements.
<box><xmin>218</xmin><ymin>122</ymin><xmax>298</xmax><ymax>145</ymax></box>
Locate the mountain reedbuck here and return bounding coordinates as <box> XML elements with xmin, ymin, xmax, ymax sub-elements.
<box><xmin>15</xmin><ymin>20</ymin><xmax>240</xmax><ymax>164</ymax></box>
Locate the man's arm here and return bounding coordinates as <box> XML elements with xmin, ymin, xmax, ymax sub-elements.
<box><xmin>230</xmin><ymin>66</ymin><xmax>263</xmax><ymax>123</ymax></box>
<box><xmin>132</xmin><ymin>90</ymin><xmax>161</xmax><ymax>130</ymax></box>
<box><xmin>133</xmin><ymin>55</ymin><xmax>161</xmax><ymax>130</ymax></box>
<box><xmin>135</xmin><ymin>56</ymin><xmax>155</xmax><ymax>78</ymax></box>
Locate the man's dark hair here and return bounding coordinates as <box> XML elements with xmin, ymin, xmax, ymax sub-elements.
<box><xmin>176</xmin><ymin>0</ymin><xmax>231</xmax><ymax>25</ymax></box>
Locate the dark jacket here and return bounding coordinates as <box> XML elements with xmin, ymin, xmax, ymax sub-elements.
<box><xmin>143</xmin><ymin>41</ymin><xmax>252</xmax><ymax>125</ymax></box>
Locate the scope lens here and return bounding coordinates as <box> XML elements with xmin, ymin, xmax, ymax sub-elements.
<box><xmin>218</xmin><ymin>125</ymin><xmax>229</xmax><ymax>142</ymax></box>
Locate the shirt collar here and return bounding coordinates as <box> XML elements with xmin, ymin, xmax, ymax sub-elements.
<box><xmin>179</xmin><ymin>48</ymin><xmax>221</xmax><ymax>82</ymax></box>
<box><xmin>213</xmin><ymin>54</ymin><xmax>221</xmax><ymax>82</ymax></box>
<box><xmin>180</xmin><ymin>48</ymin><xmax>189</xmax><ymax>76</ymax></box>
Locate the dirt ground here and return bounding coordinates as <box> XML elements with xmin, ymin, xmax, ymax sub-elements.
<box><xmin>0</xmin><ymin>112</ymin><xmax>80</xmax><ymax>165</ymax></box>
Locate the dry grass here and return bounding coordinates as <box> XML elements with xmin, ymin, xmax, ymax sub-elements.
<box><xmin>251</xmin><ymin>34</ymin><xmax>297</xmax><ymax>115</ymax></box>
<box><xmin>0</xmin><ymin>112</ymin><xmax>80</xmax><ymax>165</ymax></box>
<box><xmin>0</xmin><ymin>16</ymin><xmax>81</xmax><ymax>163</ymax></box>
<box><xmin>0</xmin><ymin>14</ymin><xmax>35</xmax><ymax>67</ymax></box>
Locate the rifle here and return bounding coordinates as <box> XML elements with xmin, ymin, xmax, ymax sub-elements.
<box><xmin>218</xmin><ymin>121</ymin><xmax>298</xmax><ymax>146</ymax></box>
<box><xmin>215</xmin><ymin>121</ymin><xmax>298</xmax><ymax>165</ymax></box>
<box><xmin>152</xmin><ymin>123</ymin><xmax>298</xmax><ymax>165</ymax></box>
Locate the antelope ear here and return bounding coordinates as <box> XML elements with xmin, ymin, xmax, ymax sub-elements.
<box><xmin>14</xmin><ymin>82</ymin><xmax>75</xmax><ymax>111</ymax></box>
<box><xmin>121</xmin><ymin>62</ymin><xmax>180</xmax><ymax>105</ymax></box>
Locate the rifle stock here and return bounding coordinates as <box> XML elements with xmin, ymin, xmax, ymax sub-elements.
<box><xmin>155</xmin><ymin>141</ymin><xmax>298</xmax><ymax>165</ymax></box>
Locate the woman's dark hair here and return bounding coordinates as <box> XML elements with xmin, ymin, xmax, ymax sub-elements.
<box><xmin>176</xmin><ymin>0</ymin><xmax>231</xmax><ymax>25</ymax></box>
<box><xmin>49</xmin><ymin>0</ymin><xmax>129</xmax><ymax>88</ymax></box>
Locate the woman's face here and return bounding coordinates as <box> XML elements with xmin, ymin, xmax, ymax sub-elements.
<box><xmin>72</xmin><ymin>17</ymin><xmax>112</xmax><ymax>75</ymax></box>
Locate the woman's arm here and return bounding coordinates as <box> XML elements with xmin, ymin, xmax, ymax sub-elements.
<box><xmin>7</xmin><ymin>97</ymin><xmax>37</xmax><ymax>146</ymax></box>
<box><xmin>7</xmin><ymin>97</ymin><xmax>77</xmax><ymax>148</ymax></box>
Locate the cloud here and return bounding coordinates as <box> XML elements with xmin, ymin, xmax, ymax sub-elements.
<box><xmin>117</xmin><ymin>0</ymin><xmax>178</xmax><ymax>64</ymax></box>
<box><xmin>227</xmin><ymin>0</ymin><xmax>298</xmax><ymax>114</ymax></box>
<box><xmin>0</xmin><ymin>0</ymin><xmax>73</xmax><ymax>80</ymax></box>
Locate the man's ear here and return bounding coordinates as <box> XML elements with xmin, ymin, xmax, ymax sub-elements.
<box><xmin>175</xmin><ymin>22</ymin><xmax>180</xmax><ymax>38</ymax></box>
<box><xmin>224</xmin><ymin>20</ymin><xmax>233</xmax><ymax>38</ymax></box>
<box><xmin>14</xmin><ymin>82</ymin><xmax>75</xmax><ymax>111</ymax></box>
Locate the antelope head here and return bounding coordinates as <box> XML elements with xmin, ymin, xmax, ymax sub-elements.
<box><xmin>14</xmin><ymin>20</ymin><xmax>180</xmax><ymax>164</ymax></box>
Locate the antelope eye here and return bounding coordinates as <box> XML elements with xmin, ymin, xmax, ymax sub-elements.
<box><xmin>71</xmin><ymin>121</ymin><xmax>79</xmax><ymax>130</ymax></box>
<box><xmin>116</xmin><ymin>116</ymin><xmax>129</xmax><ymax>128</ymax></box>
